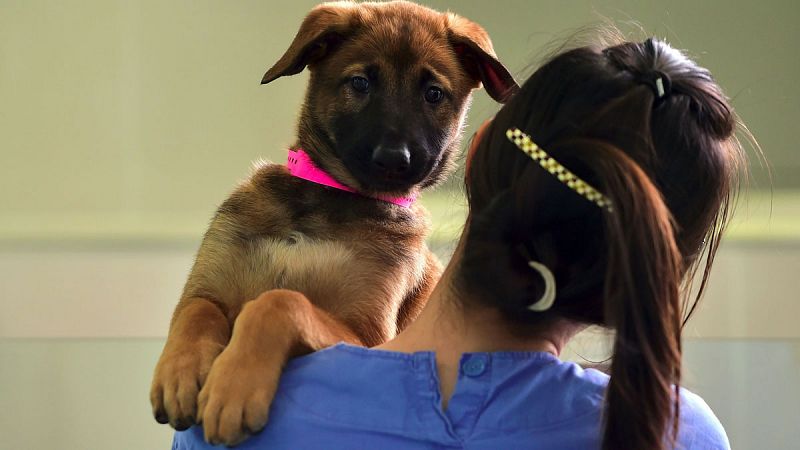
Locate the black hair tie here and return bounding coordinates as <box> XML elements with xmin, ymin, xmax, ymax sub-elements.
<box><xmin>636</xmin><ymin>70</ymin><xmax>672</xmax><ymax>107</ymax></box>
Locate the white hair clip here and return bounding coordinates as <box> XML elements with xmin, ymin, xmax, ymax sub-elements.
<box><xmin>527</xmin><ymin>260</ymin><xmax>556</xmax><ymax>312</ymax></box>
<box><xmin>655</xmin><ymin>77</ymin><xmax>666</xmax><ymax>98</ymax></box>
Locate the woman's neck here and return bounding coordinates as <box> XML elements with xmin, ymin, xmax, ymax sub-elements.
<box><xmin>376</xmin><ymin>261</ymin><xmax>580</xmax><ymax>408</ymax></box>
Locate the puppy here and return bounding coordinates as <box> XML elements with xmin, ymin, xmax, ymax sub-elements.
<box><xmin>150</xmin><ymin>0</ymin><xmax>517</xmax><ymax>445</ymax></box>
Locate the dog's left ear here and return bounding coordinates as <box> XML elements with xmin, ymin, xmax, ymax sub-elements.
<box><xmin>261</xmin><ymin>4</ymin><xmax>357</xmax><ymax>85</ymax></box>
<box><xmin>447</xmin><ymin>14</ymin><xmax>519</xmax><ymax>103</ymax></box>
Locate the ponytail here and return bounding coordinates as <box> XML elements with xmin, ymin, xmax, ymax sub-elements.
<box><xmin>594</xmin><ymin>143</ymin><xmax>683</xmax><ymax>450</ymax></box>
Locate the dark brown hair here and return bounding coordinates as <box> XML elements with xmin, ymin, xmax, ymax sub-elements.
<box><xmin>457</xmin><ymin>38</ymin><xmax>744</xmax><ymax>450</ymax></box>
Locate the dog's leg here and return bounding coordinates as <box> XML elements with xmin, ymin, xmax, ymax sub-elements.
<box><xmin>197</xmin><ymin>289</ymin><xmax>362</xmax><ymax>446</ymax></box>
<box><xmin>150</xmin><ymin>298</ymin><xmax>231</xmax><ymax>430</ymax></box>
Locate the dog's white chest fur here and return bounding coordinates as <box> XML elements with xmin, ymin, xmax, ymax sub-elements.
<box><xmin>255</xmin><ymin>232</ymin><xmax>355</xmax><ymax>292</ymax></box>
<box><xmin>239</xmin><ymin>232</ymin><xmax>404</xmax><ymax>337</ymax></box>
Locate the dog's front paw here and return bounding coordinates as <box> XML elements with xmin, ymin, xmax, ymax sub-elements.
<box><xmin>197</xmin><ymin>346</ymin><xmax>282</xmax><ymax>446</ymax></box>
<box><xmin>150</xmin><ymin>344</ymin><xmax>218</xmax><ymax>431</ymax></box>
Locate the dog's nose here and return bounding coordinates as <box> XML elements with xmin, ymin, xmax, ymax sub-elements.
<box><xmin>371</xmin><ymin>145</ymin><xmax>411</xmax><ymax>174</ymax></box>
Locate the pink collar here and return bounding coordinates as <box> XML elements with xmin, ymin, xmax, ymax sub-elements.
<box><xmin>286</xmin><ymin>149</ymin><xmax>417</xmax><ymax>208</ymax></box>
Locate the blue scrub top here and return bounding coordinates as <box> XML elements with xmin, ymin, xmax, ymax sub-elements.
<box><xmin>174</xmin><ymin>343</ymin><xmax>729</xmax><ymax>449</ymax></box>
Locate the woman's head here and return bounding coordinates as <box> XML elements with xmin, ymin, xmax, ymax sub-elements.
<box><xmin>457</xmin><ymin>38</ymin><xmax>743</xmax><ymax>450</ymax></box>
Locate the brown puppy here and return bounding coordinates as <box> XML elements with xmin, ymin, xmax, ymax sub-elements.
<box><xmin>150</xmin><ymin>0</ymin><xmax>517</xmax><ymax>446</ymax></box>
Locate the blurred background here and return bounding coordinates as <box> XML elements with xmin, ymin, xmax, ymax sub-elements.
<box><xmin>1</xmin><ymin>1</ymin><xmax>798</xmax><ymax>449</ymax></box>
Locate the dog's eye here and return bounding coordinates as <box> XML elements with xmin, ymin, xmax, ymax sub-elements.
<box><xmin>351</xmin><ymin>76</ymin><xmax>370</xmax><ymax>93</ymax></box>
<box><xmin>424</xmin><ymin>86</ymin><xmax>444</xmax><ymax>104</ymax></box>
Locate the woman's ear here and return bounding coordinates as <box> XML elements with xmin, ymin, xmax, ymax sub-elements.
<box><xmin>261</xmin><ymin>3</ymin><xmax>358</xmax><ymax>85</ymax></box>
<box><xmin>447</xmin><ymin>14</ymin><xmax>519</xmax><ymax>103</ymax></box>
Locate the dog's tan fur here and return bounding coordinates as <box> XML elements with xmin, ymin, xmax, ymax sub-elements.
<box><xmin>150</xmin><ymin>1</ymin><xmax>516</xmax><ymax>445</ymax></box>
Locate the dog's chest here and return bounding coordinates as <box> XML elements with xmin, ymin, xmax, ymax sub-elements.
<box><xmin>244</xmin><ymin>230</ymin><xmax>416</xmax><ymax>333</ymax></box>
<box><xmin>250</xmin><ymin>232</ymin><xmax>359</xmax><ymax>295</ymax></box>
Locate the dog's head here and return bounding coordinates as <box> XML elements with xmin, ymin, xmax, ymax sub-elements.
<box><xmin>263</xmin><ymin>1</ymin><xmax>518</xmax><ymax>195</ymax></box>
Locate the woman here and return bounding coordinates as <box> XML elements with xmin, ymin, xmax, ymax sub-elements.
<box><xmin>176</xmin><ymin>36</ymin><xmax>741</xmax><ymax>450</ymax></box>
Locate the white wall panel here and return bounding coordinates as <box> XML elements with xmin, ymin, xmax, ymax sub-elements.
<box><xmin>0</xmin><ymin>246</ymin><xmax>192</xmax><ymax>338</ymax></box>
<box><xmin>2</xmin><ymin>241</ymin><xmax>796</xmax><ymax>339</ymax></box>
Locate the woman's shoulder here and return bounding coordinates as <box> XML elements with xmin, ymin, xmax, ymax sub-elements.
<box><xmin>274</xmin><ymin>343</ymin><xmax>426</xmax><ymax>420</ymax></box>
<box><xmin>497</xmin><ymin>358</ymin><xmax>729</xmax><ymax>449</ymax></box>
<box><xmin>280</xmin><ymin>342</ymin><xmax>420</xmax><ymax>385</ymax></box>
<box><xmin>675</xmin><ymin>387</ymin><xmax>731</xmax><ymax>449</ymax></box>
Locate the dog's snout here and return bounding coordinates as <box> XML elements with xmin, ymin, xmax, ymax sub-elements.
<box><xmin>371</xmin><ymin>145</ymin><xmax>411</xmax><ymax>174</ymax></box>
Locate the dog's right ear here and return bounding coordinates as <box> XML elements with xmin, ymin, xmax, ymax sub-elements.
<box><xmin>261</xmin><ymin>4</ymin><xmax>357</xmax><ymax>85</ymax></box>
